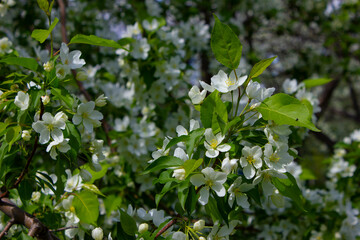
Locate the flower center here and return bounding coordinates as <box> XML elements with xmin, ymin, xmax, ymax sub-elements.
<box><xmin>82</xmin><ymin>112</ymin><xmax>89</xmax><ymax>119</ymax></box>
<box><xmin>205</xmin><ymin>179</ymin><xmax>213</xmax><ymax>188</ymax></box>
<box><xmin>225</xmin><ymin>77</ymin><xmax>235</xmax><ymax>87</ymax></box>
<box><xmin>210</xmin><ymin>139</ymin><xmax>218</xmax><ymax>149</ymax></box>
<box><xmin>269</xmin><ymin>153</ymin><xmax>280</xmax><ymax>162</ymax></box>
<box><xmin>247</xmin><ymin>155</ymin><xmax>256</xmax><ymax>164</ymax></box>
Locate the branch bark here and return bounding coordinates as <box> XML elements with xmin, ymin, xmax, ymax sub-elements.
<box><xmin>0</xmin><ymin>197</ymin><xmax>59</xmax><ymax>240</ymax></box>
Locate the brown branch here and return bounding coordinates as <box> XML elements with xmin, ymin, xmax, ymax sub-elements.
<box><xmin>316</xmin><ymin>78</ymin><xmax>341</xmax><ymax>119</ymax></box>
<box><xmin>0</xmin><ymin>197</ymin><xmax>59</xmax><ymax>240</ymax></box>
<box><xmin>155</xmin><ymin>219</ymin><xmax>177</xmax><ymax>239</ymax></box>
<box><xmin>346</xmin><ymin>78</ymin><xmax>360</xmax><ymax>118</ymax></box>
<box><xmin>50</xmin><ymin>226</ymin><xmax>78</xmax><ymax>232</ymax></box>
<box><xmin>0</xmin><ymin>219</ymin><xmax>15</xmax><ymax>238</ymax></box>
<box><xmin>57</xmin><ymin>0</ymin><xmax>68</xmax><ymax>43</ymax></box>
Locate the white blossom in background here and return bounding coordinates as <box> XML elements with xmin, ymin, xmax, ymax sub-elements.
<box><xmin>150</xmin><ymin>137</ymin><xmax>171</xmax><ymax>162</ymax></box>
<box><xmin>282</xmin><ymin>78</ymin><xmax>300</xmax><ymax>94</ymax></box>
<box><xmin>14</xmin><ymin>91</ymin><xmax>29</xmax><ymax>110</ymax></box>
<box><xmin>55</xmin><ymin>64</ymin><xmax>70</xmax><ymax>80</ymax></box>
<box><xmin>172</xmin><ymin>232</ymin><xmax>186</xmax><ymax>240</ymax></box>
<box><xmin>253</xmin><ymin>169</ymin><xmax>287</xmax><ymax>197</ymax></box>
<box><xmin>95</xmin><ymin>94</ymin><xmax>107</xmax><ymax>107</ymax></box>
<box><xmin>204</xmin><ymin>128</ymin><xmax>231</xmax><ymax>158</ymax></box>
<box><xmin>240</xmin><ymin>145</ymin><xmax>263</xmax><ymax>179</ymax></box>
<box><xmin>188</xmin><ymin>85</ymin><xmax>206</xmax><ymax>104</ymax></box>
<box><xmin>72</xmin><ymin>101</ymin><xmax>103</xmax><ymax>133</ymax></box>
<box><xmin>131</xmin><ymin>38</ymin><xmax>150</xmax><ymax>60</ymax></box>
<box><xmin>190</xmin><ymin>167</ymin><xmax>227</xmax><ymax>205</ymax></box>
<box><xmin>90</xmin><ymin>139</ymin><xmax>105</xmax><ymax>164</ymax></box>
<box><xmin>0</xmin><ymin>37</ymin><xmax>13</xmax><ymax>55</ymax></box>
<box><xmin>21</xmin><ymin>130</ymin><xmax>31</xmax><ymax>141</ymax></box>
<box><xmin>228</xmin><ymin>177</ymin><xmax>253</xmax><ymax>208</ymax></box>
<box><xmin>32</xmin><ymin>111</ymin><xmax>67</xmax><ymax>144</ymax></box>
<box><xmin>46</xmin><ymin>138</ymin><xmax>71</xmax><ymax>160</ymax></box>
<box><xmin>114</xmin><ymin>116</ymin><xmax>130</xmax><ymax>132</ymax></box>
<box><xmin>143</xmin><ymin>19</ymin><xmax>159</xmax><ymax>31</ymax></box>
<box><xmin>193</xmin><ymin>219</ymin><xmax>205</xmax><ymax>231</ymax></box>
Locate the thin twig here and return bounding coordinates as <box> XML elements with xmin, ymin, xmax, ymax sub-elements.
<box><xmin>50</xmin><ymin>226</ymin><xmax>78</xmax><ymax>232</ymax></box>
<box><xmin>155</xmin><ymin>219</ymin><xmax>177</xmax><ymax>239</ymax></box>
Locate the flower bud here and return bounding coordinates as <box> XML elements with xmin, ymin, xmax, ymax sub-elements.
<box><xmin>138</xmin><ymin>223</ymin><xmax>149</xmax><ymax>234</ymax></box>
<box><xmin>80</xmin><ymin>169</ymin><xmax>92</xmax><ymax>182</ymax></box>
<box><xmin>41</xmin><ymin>95</ymin><xmax>50</xmax><ymax>105</ymax></box>
<box><xmin>22</xmin><ymin>130</ymin><xmax>31</xmax><ymax>141</ymax></box>
<box><xmin>91</xmin><ymin>227</ymin><xmax>103</xmax><ymax>240</ymax></box>
<box><xmin>199</xmin><ymin>237</ymin><xmax>206</xmax><ymax>240</ymax></box>
<box><xmin>43</xmin><ymin>61</ymin><xmax>54</xmax><ymax>72</ymax></box>
<box><xmin>95</xmin><ymin>94</ymin><xmax>107</xmax><ymax>107</ymax></box>
<box><xmin>193</xmin><ymin>219</ymin><xmax>205</xmax><ymax>231</ymax></box>
<box><xmin>76</xmin><ymin>71</ymin><xmax>87</xmax><ymax>81</ymax></box>
<box><xmin>172</xmin><ymin>168</ymin><xmax>186</xmax><ymax>181</ymax></box>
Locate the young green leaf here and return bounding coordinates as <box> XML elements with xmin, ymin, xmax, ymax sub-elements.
<box><xmin>31</xmin><ymin>18</ymin><xmax>59</xmax><ymax>43</ymax></box>
<box><xmin>201</xmin><ymin>90</ymin><xmax>228</xmax><ymax>132</ymax></box>
<box><xmin>0</xmin><ymin>57</ymin><xmax>40</xmax><ymax>71</ymax></box>
<box><xmin>120</xmin><ymin>209</ymin><xmax>137</xmax><ymax>236</ymax></box>
<box><xmin>183</xmin><ymin>159</ymin><xmax>203</xmax><ymax>179</ymax></box>
<box><xmin>248</xmin><ymin>56</ymin><xmax>277</xmax><ymax>80</ymax></box>
<box><xmin>143</xmin><ymin>156</ymin><xmax>184</xmax><ymax>174</ymax></box>
<box><xmin>69</xmin><ymin>34</ymin><xmax>131</xmax><ymax>50</ymax></box>
<box><xmin>272</xmin><ymin>172</ymin><xmax>307</xmax><ymax>212</ymax></box>
<box><xmin>72</xmin><ymin>191</ymin><xmax>99</xmax><ymax>225</ymax></box>
<box><xmin>303</xmin><ymin>78</ymin><xmax>332</xmax><ymax>88</ymax></box>
<box><xmin>211</xmin><ymin>15</ymin><xmax>242</xmax><ymax>70</ymax></box>
<box><xmin>257</xmin><ymin>93</ymin><xmax>320</xmax><ymax>132</ymax></box>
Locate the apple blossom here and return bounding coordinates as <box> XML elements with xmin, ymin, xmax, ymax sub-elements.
<box><xmin>14</xmin><ymin>91</ymin><xmax>29</xmax><ymax>110</ymax></box>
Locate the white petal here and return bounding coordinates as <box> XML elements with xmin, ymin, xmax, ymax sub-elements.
<box><xmin>90</xmin><ymin>110</ymin><xmax>103</xmax><ymax>120</ymax></box>
<box><xmin>243</xmin><ymin>165</ymin><xmax>255</xmax><ymax>179</ymax></box>
<box><xmin>206</xmin><ymin>149</ymin><xmax>219</xmax><ymax>158</ymax></box>
<box><xmin>83</xmin><ymin>118</ymin><xmax>94</xmax><ymax>133</ymax></box>
<box><xmin>217</xmin><ymin>144</ymin><xmax>231</xmax><ymax>152</ymax></box>
<box><xmin>198</xmin><ymin>188</ymin><xmax>209</xmax><ymax>205</ymax></box>
<box><xmin>190</xmin><ymin>174</ymin><xmax>205</xmax><ymax>187</ymax></box>
<box><xmin>72</xmin><ymin>114</ymin><xmax>82</xmax><ymax>125</ymax></box>
<box><xmin>212</xmin><ymin>183</ymin><xmax>225</xmax><ymax>197</ymax></box>
<box><xmin>51</xmin><ymin>128</ymin><xmax>64</xmax><ymax>142</ymax></box>
<box><xmin>237</xmin><ymin>195</ymin><xmax>250</xmax><ymax>209</ymax></box>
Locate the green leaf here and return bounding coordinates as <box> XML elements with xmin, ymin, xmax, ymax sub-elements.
<box><xmin>117</xmin><ymin>222</ymin><xmax>136</xmax><ymax>240</ymax></box>
<box><xmin>69</xmin><ymin>34</ymin><xmax>130</xmax><ymax>50</ymax></box>
<box><xmin>73</xmin><ymin>191</ymin><xmax>99</xmax><ymax>225</ymax></box>
<box><xmin>31</xmin><ymin>18</ymin><xmax>59</xmax><ymax>43</ymax></box>
<box><xmin>155</xmin><ymin>181</ymin><xmax>177</xmax><ymax>207</ymax></box>
<box><xmin>178</xmin><ymin>180</ymin><xmax>190</xmax><ymax>210</ymax></box>
<box><xmin>257</xmin><ymin>93</ymin><xmax>320</xmax><ymax>132</ymax></box>
<box><xmin>105</xmin><ymin>195</ymin><xmax>122</xmax><ymax>217</ymax></box>
<box><xmin>5</xmin><ymin>125</ymin><xmax>21</xmax><ymax>151</ymax></box>
<box><xmin>185</xmin><ymin>186</ymin><xmax>197</xmax><ymax>215</ymax></box>
<box><xmin>51</xmin><ymin>87</ymin><xmax>74</xmax><ymax>109</ymax></box>
<box><xmin>0</xmin><ymin>57</ymin><xmax>40</xmax><ymax>71</ymax></box>
<box><xmin>186</xmin><ymin>128</ymin><xmax>205</xmax><ymax>156</ymax></box>
<box><xmin>143</xmin><ymin>156</ymin><xmax>183</xmax><ymax>174</ymax></box>
<box><xmin>81</xmin><ymin>163</ymin><xmax>109</xmax><ymax>184</ymax></box>
<box><xmin>200</xmin><ymin>90</ymin><xmax>228</xmax><ymax>132</ymax></box>
<box><xmin>37</xmin><ymin>0</ymin><xmax>49</xmax><ymax>12</ymax></box>
<box><xmin>211</xmin><ymin>15</ymin><xmax>242</xmax><ymax>70</ymax></box>
<box><xmin>120</xmin><ymin>209</ymin><xmax>137</xmax><ymax>236</ymax></box>
<box><xmin>19</xmin><ymin>180</ymin><xmax>33</xmax><ymax>202</ymax></box>
<box><xmin>183</xmin><ymin>159</ymin><xmax>203</xmax><ymax>179</ymax></box>
<box><xmin>272</xmin><ymin>172</ymin><xmax>306</xmax><ymax>211</ymax></box>
<box><xmin>303</xmin><ymin>78</ymin><xmax>332</xmax><ymax>88</ymax></box>
<box><xmin>82</xmin><ymin>183</ymin><xmax>106</xmax><ymax>197</ymax></box>
<box><xmin>248</xmin><ymin>56</ymin><xmax>277</xmax><ymax>80</ymax></box>
<box><xmin>165</xmin><ymin>135</ymin><xmax>190</xmax><ymax>151</ymax></box>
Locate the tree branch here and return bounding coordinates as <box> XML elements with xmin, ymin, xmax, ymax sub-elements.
<box><xmin>0</xmin><ymin>197</ymin><xmax>59</xmax><ymax>240</ymax></box>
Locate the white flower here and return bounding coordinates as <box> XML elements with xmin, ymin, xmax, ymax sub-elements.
<box><xmin>282</xmin><ymin>79</ymin><xmax>299</xmax><ymax>94</ymax></box>
<box><xmin>188</xmin><ymin>85</ymin><xmax>206</xmax><ymax>104</ymax></box>
<box><xmin>14</xmin><ymin>91</ymin><xmax>29</xmax><ymax>110</ymax></box>
<box><xmin>263</xmin><ymin>143</ymin><xmax>293</xmax><ymax>173</ymax></box>
<box><xmin>253</xmin><ymin>169</ymin><xmax>287</xmax><ymax>197</ymax></box>
<box><xmin>204</xmin><ymin>128</ymin><xmax>231</xmax><ymax>158</ymax></box>
<box><xmin>60</xmin><ymin>42</ymin><xmax>86</xmax><ymax>69</ymax></box>
<box><xmin>172</xmin><ymin>168</ymin><xmax>186</xmax><ymax>181</ymax></box>
<box><xmin>210</xmin><ymin>70</ymin><xmax>247</xmax><ymax>93</ymax></box>
<box><xmin>193</xmin><ymin>219</ymin><xmax>205</xmax><ymax>231</ymax></box>
<box><xmin>72</xmin><ymin>101</ymin><xmax>103</xmax><ymax>133</ymax></box>
<box><xmin>246</xmin><ymin>80</ymin><xmax>262</xmax><ymax>99</ymax></box>
<box><xmin>90</xmin><ymin>139</ymin><xmax>105</xmax><ymax>164</ymax></box>
<box><xmin>172</xmin><ymin>232</ymin><xmax>186</xmax><ymax>240</ymax></box>
<box><xmin>22</xmin><ymin>130</ymin><xmax>31</xmax><ymax>141</ymax></box>
<box><xmin>0</xmin><ymin>37</ymin><xmax>12</xmax><ymax>56</ymax></box>
<box><xmin>190</xmin><ymin>167</ymin><xmax>227</xmax><ymax>205</ymax></box>
<box><xmin>150</xmin><ymin>137</ymin><xmax>170</xmax><ymax>162</ymax></box>
<box><xmin>55</xmin><ymin>64</ymin><xmax>70</xmax><ymax>79</ymax></box>
<box><xmin>143</xmin><ymin>19</ymin><xmax>159</xmax><ymax>31</ymax></box>
<box><xmin>46</xmin><ymin>138</ymin><xmax>71</xmax><ymax>160</ymax></box>
<box><xmin>64</xmin><ymin>169</ymin><xmax>83</xmax><ymax>192</ymax></box>
<box><xmin>138</xmin><ymin>223</ymin><xmax>149</xmax><ymax>234</ymax></box>
<box><xmin>228</xmin><ymin>177</ymin><xmax>253</xmax><ymax>208</ymax></box>
<box><xmin>131</xmin><ymin>38</ymin><xmax>150</xmax><ymax>60</ymax></box>
<box><xmin>41</xmin><ymin>95</ymin><xmax>50</xmax><ymax>105</ymax></box>
<box><xmin>221</xmin><ymin>152</ymin><xmax>238</xmax><ymax>174</ymax></box>
<box><xmin>91</xmin><ymin>227</ymin><xmax>103</xmax><ymax>240</ymax></box>
<box><xmin>239</xmin><ymin>146</ymin><xmax>263</xmax><ymax>179</ymax></box>
<box><xmin>32</xmin><ymin>111</ymin><xmax>67</xmax><ymax>144</ymax></box>
<box><xmin>31</xmin><ymin>191</ymin><xmax>41</xmax><ymax>202</ymax></box>
<box><xmin>95</xmin><ymin>94</ymin><xmax>107</xmax><ymax>107</ymax></box>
